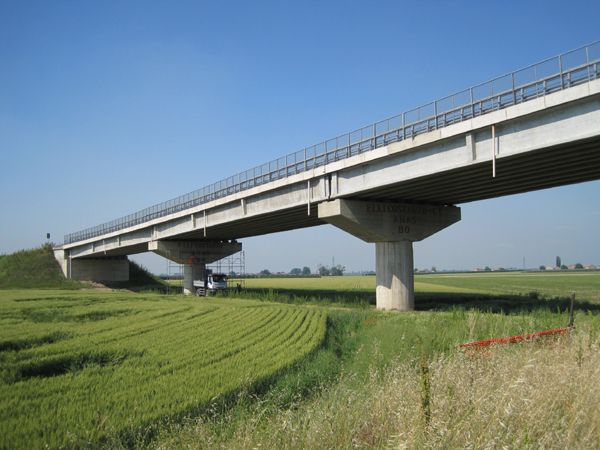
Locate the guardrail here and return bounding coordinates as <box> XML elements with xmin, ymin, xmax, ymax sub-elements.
<box><xmin>64</xmin><ymin>41</ymin><xmax>600</xmax><ymax>245</ymax></box>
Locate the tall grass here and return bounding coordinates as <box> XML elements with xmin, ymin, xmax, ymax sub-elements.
<box><xmin>159</xmin><ymin>325</ymin><xmax>599</xmax><ymax>449</ymax></box>
<box><xmin>153</xmin><ymin>305</ymin><xmax>597</xmax><ymax>449</ymax></box>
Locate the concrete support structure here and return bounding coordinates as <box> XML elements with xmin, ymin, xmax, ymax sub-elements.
<box><xmin>318</xmin><ymin>199</ymin><xmax>460</xmax><ymax>311</ymax></box>
<box><xmin>183</xmin><ymin>263</ymin><xmax>206</xmax><ymax>296</ymax></box>
<box><xmin>69</xmin><ymin>256</ymin><xmax>129</xmax><ymax>282</ymax></box>
<box><xmin>53</xmin><ymin>247</ymin><xmax>129</xmax><ymax>282</ymax></box>
<box><xmin>376</xmin><ymin>241</ymin><xmax>414</xmax><ymax>310</ymax></box>
<box><xmin>148</xmin><ymin>240</ymin><xmax>241</xmax><ymax>294</ymax></box>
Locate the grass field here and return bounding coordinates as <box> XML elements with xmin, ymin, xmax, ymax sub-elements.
<box><xmin>242</xmin><ymin>271</ymin><xmax>600</xmax><ymax>310</ymax></box>
<box><xmin>0</xmin><ymin>290</ymin><xmax>326</xmax><ymax>449</ymax></box>
<box><xmin>1</xmin><ymin>268</ymin><xmax>600</xmax><ymax>449</ymax></box>
<box><xmin>158</xmin><ymin>272</ymin><xmax>600</xmax><ymax>449</ymax></box>
<box><xmin>245</xmin><ymin>271</ymin><xmax>600</xmax><ymax>298</ymax></box>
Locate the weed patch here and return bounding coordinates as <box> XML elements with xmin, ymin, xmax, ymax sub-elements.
<box><xmin>20</xmin><ymin>308</ymin><xmax>133</xmax><ymax>323</ymax></box>
<box><xmin>0</xmin><ymin>331</ymin><xmax>72</xmax><ymax>352</ymax></box>
<box><xmin>2</xmin><ymin>350</ymin><xmax>143</xmax><ymax>383</ymax></box>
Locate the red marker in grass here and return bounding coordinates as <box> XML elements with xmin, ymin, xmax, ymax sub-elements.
<box><xmin>459</xmin><ymin>293</ymin><xmax>575</xmax><ymax>349</ymax></box>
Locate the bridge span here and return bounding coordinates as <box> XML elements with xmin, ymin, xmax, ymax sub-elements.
<box><xmin>55</xmin><ymin>42</ymin><xmax>600</xmax><ymax>310</ymax></box>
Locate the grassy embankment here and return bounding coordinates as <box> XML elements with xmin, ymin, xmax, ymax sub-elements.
<box><xmin>0</xmin><ymin>244</ymin><xmax>82</xmax><ymax>289</ymax></box>
<box><xmin>0</xmin><ymin>244</ymin><xmax>164</xmax><ymax>291</ymax></box>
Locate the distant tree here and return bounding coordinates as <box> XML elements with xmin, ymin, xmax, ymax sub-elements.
<box><xmin>575</xmin><ymin>263</ymin><xmax>584</xmax><ymax>269</ymax></box>
<box><xmin>318</xmin><ymin>265</ymin><xmax>330</xmax><ymax>276</ymax></box>
<box><xmin>259</xmin><ymin>269</ymin><xmax>271</xmax><ymax>276</ymax></box>
<box><xmin>431</xmin><ymin>266</ymin><xmax>437</xmax><ymax>273</ymax></box>
<box><xmin>302</xmin><ymin>266</ymin><xmax>311</xmax><ymax>276</ymax></box>
<box><xmin>330</xmin><ymin>264</ymin><xmax>345</xmax><ymax>276</ymax></box>
<box><xmin>539</xmin><ymin>265</ymin><xmax>546</xmax><ymax>271</ymax></box>
<box><xmin>290</xmin><ymin>267</ymin><xmax>302</xmax><ymax>276</ymax></box>
<box><xmin>484</xmin><ymin>266</ymin><xmax>492</xmax><ymax>272</ymax></box>
<box><xmin>414</xmin><ymin>268</ymin><xmax>419</xmax><ymax>273</ymax></box>
<box><xmin>560</xmin><ymin>265</ymin><xmax>568</xmax><ymax>270</ymax></box>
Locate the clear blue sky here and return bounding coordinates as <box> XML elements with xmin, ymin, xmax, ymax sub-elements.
<box><xmin>1</xmin><ymin>0</ymin><xmax>599</xmax><ymax>274</ymax></box>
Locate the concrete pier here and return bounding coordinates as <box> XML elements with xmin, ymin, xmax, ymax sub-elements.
<box><xmin>318</xmin><ymin>199</ymin><xmax>460</xmax><ymax>310</ymax></box>
<box><xmin>149</xmin><ymin>240</ymin><xmax>241</xmax><ymax>294</ymax></box>
<box><xmin>183</xmin><ymin>263</ymin><xmax>206</xmax><ymax>295</ymax></box>
<box><xmin>376</xmin><ymin>241</ymin><xmax>414</xmax><ymax>310</ymax></box>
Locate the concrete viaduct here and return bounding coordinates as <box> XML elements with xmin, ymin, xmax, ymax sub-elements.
<box><xmin>55</xmin><ymin>43</ymin><xmax>600</xmax><ymax>310</ymax></box>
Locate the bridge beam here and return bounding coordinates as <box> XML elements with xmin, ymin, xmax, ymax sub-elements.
<box><xmin>318</xmin><ymin>199</ymin><xmax>460</xmax><ymax>311</ymax></box>
<box><xmin>148</xmin><ymin>240</ymin><xmax>241</xmax><ymax>294</ymax></box>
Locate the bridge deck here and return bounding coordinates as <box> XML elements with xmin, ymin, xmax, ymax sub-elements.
<box><xmin>63</xmin><ymin>42</ymin><xmax>600</xmax><ymax>248</ymax></box>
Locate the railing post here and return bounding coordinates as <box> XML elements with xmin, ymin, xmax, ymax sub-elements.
<box><xmin>401</xmin><ymin>112</ymin><xmax>405</xmax><ymax>140</ymax></box>
<box><xmin>512</xmin><ymin>72</ymin><xmax>516</xmax><ymax>105</ymax></box>
<box><xmin>586</xmin><ymin>46</ymin><xmax>591</xmax><ymax>82</ymax></box>
<box><xmin>372</xmin><ymin>123</ymin><xmax>376</xmax><ymax>149</ymax></box>
<box><xmin>347</xmin><ymin>133</ymin><xmax>351</xmax><ymax>157</ymax></box>
<box><xmin>559</xmin><ymin>54</ymin><xmax>564</xmax><ymax>89</ymax></box>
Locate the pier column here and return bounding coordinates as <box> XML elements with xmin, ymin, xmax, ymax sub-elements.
<box><xmin>318</xmin><ymin>199</ymin><xmax>460</xmax><ymax>311</ymax></box>
<box><xmin>182</xmin><ymin>262</ymin><xmax>206</xmax><ymax>295</ymax></box>
<box><xmin>376</xmin><ymin>241</ymin><xmax>414</xmax><ymax>310</ymax></box>
<box><xmin>149</xmin><ymin>240</ymin><xmax>241</xmax><ymax>295</ymax></box>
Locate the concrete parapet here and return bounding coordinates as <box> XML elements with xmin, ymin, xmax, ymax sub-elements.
<box><xmin>318</xmin><ymin>199</ymin><xmax>460</xmax><ymax>311</ymax></box>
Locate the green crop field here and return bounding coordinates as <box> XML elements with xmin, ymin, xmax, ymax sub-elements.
<box><xmin>2</xmin><ymin>263</ymin><xmax>600</xmax><ymax>449</ymax></box>
<box><xmin>244</xmin><ymin>271</ymin><xmax>600</xmax><ymax>303</ymax></box>
<box><xmin>159</xmin><ymin>272</ymin><xmax>600</xmax><ymax>449</ymax></box>
<box><xmin>0</xmin><ymin>290</ymin><xmax>326</xmax><ymax>449</ymax></box>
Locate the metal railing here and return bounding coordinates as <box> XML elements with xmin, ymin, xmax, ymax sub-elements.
<box><xmin>64</xmin><ymin>41</ymin><xmax>600</xmax><ymax>245</ymax></box>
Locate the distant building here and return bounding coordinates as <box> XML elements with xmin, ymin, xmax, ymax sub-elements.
<box><xmin>556</xmin><ymin>256</ymin><xmax>562</xmax><ymax>268</ymax></box>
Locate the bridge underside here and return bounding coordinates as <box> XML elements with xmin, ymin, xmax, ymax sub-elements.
<box><xmin>353</xmin><ymin>135</ymin><xmax>600</xmax><ymax>205</ymax></box>
<box><xmin>75</xmin><ymin>133</ymin><xmax>600</xmax><ymax>259</ymax></box>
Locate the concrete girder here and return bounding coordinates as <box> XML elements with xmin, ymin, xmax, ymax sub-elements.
<box><xmin>318</xmin><ymin>199</ymin><xmax>461</xmax><ymax>311</ymax></box>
